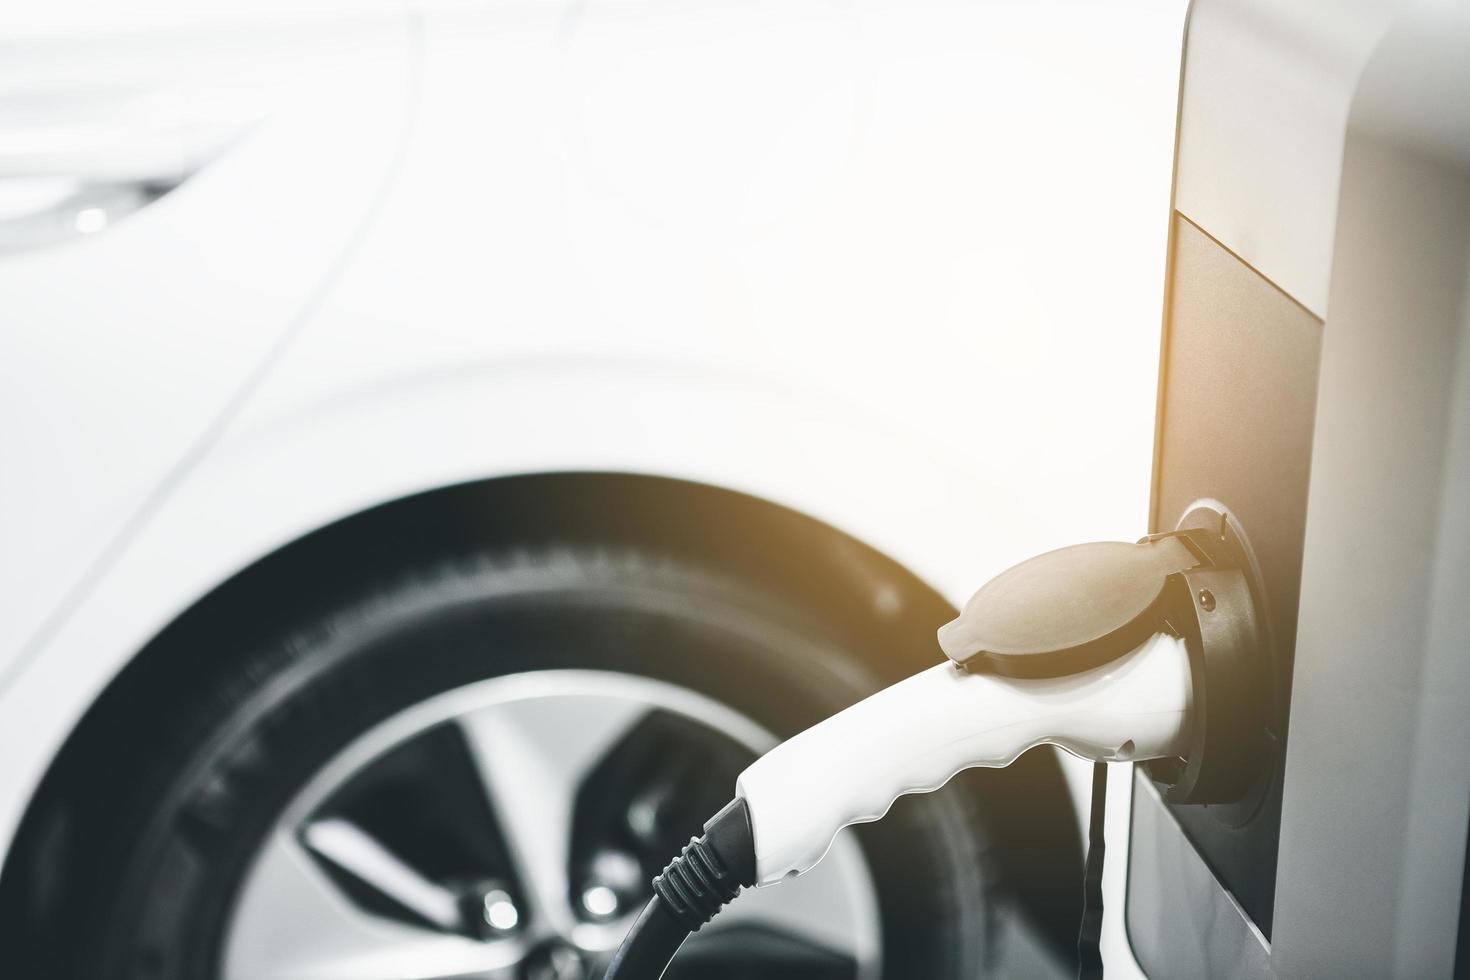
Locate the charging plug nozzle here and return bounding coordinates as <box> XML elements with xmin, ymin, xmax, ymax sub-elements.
<box><xmin>737</xmin><ymin>629</ymin><xmax>1191</xmax><ymax>885</ymax></box>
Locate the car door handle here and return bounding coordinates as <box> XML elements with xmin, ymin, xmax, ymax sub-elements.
<box><xmin>0</xmin><ymin>9</ymin><xmax>409</xmax><ymax>254</ymax></box>
<box><xmin>0</xmin><ymin>87</ymin><xmax>261</xmax><ymax>253</ymax></box>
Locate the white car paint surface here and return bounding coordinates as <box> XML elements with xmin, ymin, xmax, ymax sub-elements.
<box><xmin>0</xmin><ymin>0</ymin><xmax>1186</xmax><ymax>974</ymax></box>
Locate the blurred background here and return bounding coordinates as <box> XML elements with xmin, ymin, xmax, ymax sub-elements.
<box><xmin>0</xmin><ymin>1</ymin><xmax>1187</xmax><ymax>977</ymax></box>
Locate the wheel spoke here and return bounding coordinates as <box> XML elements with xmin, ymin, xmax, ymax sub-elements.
<box><xmin>301</xmin><ymin>818</ymin><xmax>461</xmax><ymax>933</ymax></box>
<box><xmin>224</xmin><ymin>831</ymin><xmax>525</xmax><ymax>980</ymax></box>
<box><xmin>456</xmin><ymin>693</ymin><xmax>651</xmax><ymax>936</ymax></box>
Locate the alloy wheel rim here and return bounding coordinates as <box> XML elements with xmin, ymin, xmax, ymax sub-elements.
<box><xmin>223</xmin><ymin>669</ymin><xmax>882</xmax><ymax>980</ymax></box>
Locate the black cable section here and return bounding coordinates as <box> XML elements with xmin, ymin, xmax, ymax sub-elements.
<box><xmin>1077</xmin><ymin>761</ymin><xmax>1108</xmax><ymax>980</ymax></box>
<box><xmin>605</xmin><ymin>797</ymin><xmax>757</xmax><ymax>980</ymax></box>
<box><xmin>604</xmin><ymin>895</ymin><xmax>695</xmax><ymax>980</ymax></box>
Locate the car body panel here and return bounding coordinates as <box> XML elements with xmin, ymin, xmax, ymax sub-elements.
<box><xmin>0</xmin><ymin>0</ymin><xmax>415</xmax><ymax>676</ymax></box>
<box><xmin>0</xmin><ymin>0</ymin><xmax>1188</xmax><ymax>919</ymax></box>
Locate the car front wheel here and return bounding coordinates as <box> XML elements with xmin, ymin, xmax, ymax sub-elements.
<box><xmin>7</xmin><ymin>548</ymin><xmax>1018</xmax><ymax>979</ymax></box>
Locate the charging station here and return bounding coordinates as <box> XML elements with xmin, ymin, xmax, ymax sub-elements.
<box><xmin>1127</xmin><ymin>2</ymin><xmax>1470</xmax><ymax>976</ymax></box>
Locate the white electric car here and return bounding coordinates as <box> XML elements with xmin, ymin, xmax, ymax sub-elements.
<box><xmin>0</xmin><ymin>1</ymin><xmax>1185</xmax><ymax>977</ymax></box>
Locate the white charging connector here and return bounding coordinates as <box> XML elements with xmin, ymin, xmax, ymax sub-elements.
<box><xmin>737</xmin><ymin>630</ymin><xmax>1192</xmax><ymax>884</ymax></box>
<box><xmin>605</xmin><ymin>529</ymin><xmax>1262</xmax><ymax>980</ymax></box>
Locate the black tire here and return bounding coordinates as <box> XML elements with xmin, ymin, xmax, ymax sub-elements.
<box><xmin>0</xmin><ymin>547</ymin><xmax>1003</xmax><ymax>979</ymax></box>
